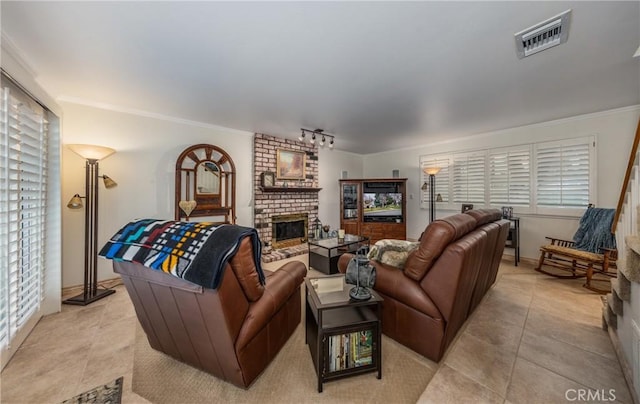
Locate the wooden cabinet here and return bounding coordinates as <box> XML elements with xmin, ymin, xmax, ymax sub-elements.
<box><xmin>340</xmin><ymin>181</ymin><xmax>360</xmax><ymax>236</ymax></box>
<box><xmin>339</xmin><ymin>179</ymin><xmax>407</xmax><ymax>244</ymax></box>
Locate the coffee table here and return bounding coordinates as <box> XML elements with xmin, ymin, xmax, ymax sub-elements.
<box><xmin>305</xmin><ymin>275</ymin><xmax>382</xmax><ymax>392</ymax></box>
<box><xmin>308</xmin><ymin>234</ymin><xmax>369</xmax><ymax>275</ymax></box>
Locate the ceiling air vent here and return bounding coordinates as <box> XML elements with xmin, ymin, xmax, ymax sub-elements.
<box><xmin>515</xmin><ymin>9</ymin><xmax>571</xmax><ymax>59</ymax></box>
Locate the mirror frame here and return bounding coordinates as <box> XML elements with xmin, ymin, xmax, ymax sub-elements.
<box><xmin>175</xmin><ymin>144</ymin><xmax>236</xmax><ymax>223</ymax></box>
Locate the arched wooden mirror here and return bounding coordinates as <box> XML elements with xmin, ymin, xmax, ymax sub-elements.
<box><xmin>175</xmin><ymin>144</ymin><xmax>236</xmax><ymax>223</ymax></box>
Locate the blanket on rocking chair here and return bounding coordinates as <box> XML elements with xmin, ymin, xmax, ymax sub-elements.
<box><xmin>99</xmin><ymin>219</ymin><xmax>265</xmax><ymax>289</ymax></box>
<box><xmin>573</xmin><ymin>207</ymin><xmax>617</xmax><ymax>253</ymax></box>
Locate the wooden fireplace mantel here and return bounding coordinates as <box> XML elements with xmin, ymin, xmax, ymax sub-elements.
<box><xmin>259</xmin><ymin>186</ymin><xmax>322</xmax><ymax>193</ymax></box>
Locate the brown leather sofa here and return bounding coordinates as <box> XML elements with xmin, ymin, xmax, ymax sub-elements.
<box><xmin>113</xmin><ymin>237</ymin><xmax>306</xmax><ymax>388</ymax></box>
<box><xmin>338</xmin><ymin>209</ymin><xmax>510</xmax><ymax>362</ymax></box>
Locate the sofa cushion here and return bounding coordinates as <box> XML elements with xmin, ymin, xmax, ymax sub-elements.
<box><xmin>404</xmin><ymin>214</ymin><xmax>477</xmax><ymax>281</ymax></box>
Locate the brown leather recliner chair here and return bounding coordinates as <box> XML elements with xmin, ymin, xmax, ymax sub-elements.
<box><xmin>113</xmin><ymin>237</ymin><xmax>306</xmax><ymax>388</ymax></box>
<box><xmin>338</xmin><ymin>209</ymin><xmax>509</xmax><ymax>362</ymax></box>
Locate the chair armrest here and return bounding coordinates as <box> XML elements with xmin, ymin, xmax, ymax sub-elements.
<box><xmin>544</xmin><ymin>237</ymin><xmax>575</xmax><ymax>248</ymax></box>
<box><xmin>236</xmin><ymin>261</ymin><xmax>306</xmax><ymax>350</ymax></box>
<box><xmin>599</xmin><ymin>248</ymin><xmax>618</xmax><ymax>260</ymax></box>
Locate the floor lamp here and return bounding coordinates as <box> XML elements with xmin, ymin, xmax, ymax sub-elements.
<box><xmin>423</xmin><ymin>167</ymin><xmax>441</xmax><ymax>223</ymax></box>
<box><xmin>64</xmin><ymin>144</ymin><xmax>118</xmax><ymax>306</ymax></box>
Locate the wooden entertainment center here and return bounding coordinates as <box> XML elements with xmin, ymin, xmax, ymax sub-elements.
<box><xmin>339</xmin><ymin>178</ymin><xmax>407</xmax><ymax>244</ymax></box>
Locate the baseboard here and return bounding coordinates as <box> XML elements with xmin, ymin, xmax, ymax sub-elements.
<box><xmin>500</xmin><ymin>254</ymin><xmax>537</xmax><ymax>268</ymax></box>
<box><xmin>607</xmin><ymin>325</ymin><xmax>639</xmax><ymax>404</ymax></box>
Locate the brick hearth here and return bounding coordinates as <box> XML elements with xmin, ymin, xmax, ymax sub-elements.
<box><xmin>253</xmin><ymin>133</ymin><xmax>319</xmax><ymax>256</ymax></box>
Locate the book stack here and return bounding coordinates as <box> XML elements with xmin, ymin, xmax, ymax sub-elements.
<box><xmin>328</xmin><ymin>330</ymin><xmax>373</xmax><ymax>372</ymax></box>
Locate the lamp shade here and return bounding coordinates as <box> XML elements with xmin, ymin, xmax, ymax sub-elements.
<box><xmin>67</xmin><ymin>194</ymin><xmax>83</xmax><ymax>209</ymax></box>
<box><xmin>67</xmin><ymin>144</ymin><xmax>115</xmax><ymax>161</ymax></box>
<box><xmin>423</xmin><ymin>166</ymin><xmax>441</xmax><ymax>176</ymax></box>
<box><xmin>102</xmin><ymin>175</ymin><xmax>118</xmax><ymax>189</ymax></box>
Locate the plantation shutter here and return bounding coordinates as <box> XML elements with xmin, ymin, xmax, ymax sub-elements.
<box><xmin>452</xmin><ymin>151</ymin><xmax>486</xmax><ymax>204</ymax></box>
<box><xmin>489</xmin><ymin>146</ymin><xmax>531</xmax><ymax>206</ymax></box>
<box><xmin>0</xmin><ymin>83</ymin><xmax>49</xmax><ymax>353</ymax></box>
<box><xmin>536</xmin><ymin>137</ymin><xmax>592</xmax><ymax>208</ymax></box>
<box><xmin>420</xmin><ymin>155</ymin><xmax>450</xmax><ymax>205</ymax></box>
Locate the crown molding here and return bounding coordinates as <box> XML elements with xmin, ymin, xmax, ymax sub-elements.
<box><xmin>57</xmin><ymin>96</ymin><xmax>253</xmax><ymax>136</ymax></box>
<box><xmin>1</xmin><ymin>31</ymin><xmax>38</xmax><ymax>78</ymax></box>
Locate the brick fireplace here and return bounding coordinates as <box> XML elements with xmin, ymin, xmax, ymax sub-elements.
<box><xmin>254</xmin><ymin>133</ymin><xmax>319</xmax><ymax>249</ymax></box>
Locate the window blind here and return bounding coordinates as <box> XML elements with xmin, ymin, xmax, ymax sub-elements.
<box><xmin>489</xmin><ymin>146</ymin><xmax>531</xmax><ymax>206</ymax></box>
<box><xmin>419</xmin><ymin>135</ymin><xmax>594</xmax><ymax>214</ymax></box>
<box><xmin>536</xmin><ymin>138</ymin><xmax>592</xmax><ymax>208</ymax></box>
<box><xmin>0</xmin><ymin>83</ymin><xmax>49</xmax><ymax>352</ymax></box>
<box><xmin>452</xmin><ymin>151</ymin><xmax>486</xmax><ymax>204</ymax></box>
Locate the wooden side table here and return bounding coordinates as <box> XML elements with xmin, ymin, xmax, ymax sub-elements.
<box><xmin>304</xmin><ymin>275</ymin><xmax>382</xmax><ymax>392</ymax></box>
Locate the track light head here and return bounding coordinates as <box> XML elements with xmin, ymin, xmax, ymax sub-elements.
<box><xmin>310</xmin><ymin>133</ymin><xmax>316</xmax><ymax>144</ymax></box>
<box><xmin>329</xmin><ymin>138</ymin><xmax>334</xmax><ymax>149</ymax></box>
<box><xmin>298</xmin><ymin>130</ymin><xmax>305</xmax><ymax>141</ymax></box>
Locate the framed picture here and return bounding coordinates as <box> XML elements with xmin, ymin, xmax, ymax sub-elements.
<box><xmin>501</xmin><ymin>206</ymin><xmax>513</xmax><ymax>219</ymax></box>
<box><xmin>461</xmin><ymin>204</ymin><xmax>474</xmax><ymax>213</ymax></box>
<box><xmin>260</xmin><ymin>171</ymin><xmax>275</xmax><ymax>188</ymax></box>
<box><xmin>276</xmin><ymin>149</ymin><xmax>306</xmax><ymax>179</ymax></box>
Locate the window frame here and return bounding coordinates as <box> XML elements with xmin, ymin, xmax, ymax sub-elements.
<box><xmin>0</xmin><ymin>71</ymin><xmax>59</xmax><ymax>371</ymax></box>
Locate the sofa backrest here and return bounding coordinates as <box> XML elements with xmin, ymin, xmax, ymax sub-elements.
<box><xmin>404</xmin><ymin>213</ymin><xmax>477</xmax><ymax>281</ymax></box>
<box><xmin>113</xmin><ymin>259</ymin><xmax>250</xmax><ymax>387</ymax></box>
<box><xmin>465</xmin><ymin>208</ymin><xmax>502</xmax><ymax>225</ymax></box>
<box><xmin>420</xmin><ymin>227</ymin><xmax>488</xmax><ymax>347</ymax></box>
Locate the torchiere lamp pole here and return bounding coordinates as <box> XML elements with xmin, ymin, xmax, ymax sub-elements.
<box><xmin>423</xmin><ymin>167</ymin><xmax>441</xmax><ymax>223</ymax></box>
<box><xmin>64</xmin><ymin>144</ymin><xmax>118</xmax><ymax>305</ymax></box>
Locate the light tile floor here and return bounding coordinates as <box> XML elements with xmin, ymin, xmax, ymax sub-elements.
<box><xmin>0</xmin><ymin>259</ymin><xmax>633</xmax><ymax>403</ymax></box>
<box><xmin>419</xmin><ymin>262</ymin><xmax>633</xmax><ymax>404</ymax></box>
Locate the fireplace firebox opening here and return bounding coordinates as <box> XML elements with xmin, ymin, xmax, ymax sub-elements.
<box><xmin>271</xmin><ymin>213</ymin><xmax>308</xmax><ymax>249</ymax></box>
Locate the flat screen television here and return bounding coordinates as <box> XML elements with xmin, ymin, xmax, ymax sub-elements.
<box><xmin>363</xmin><ymin>192</ymin><xmax>403</xmax><ymax>222</ymax></box>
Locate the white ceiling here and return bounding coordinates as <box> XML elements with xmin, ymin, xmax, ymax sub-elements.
<box><xmin>2</xmin><ymin>1</ymin><xmax>639</xmax><ymax>154</ymax></box>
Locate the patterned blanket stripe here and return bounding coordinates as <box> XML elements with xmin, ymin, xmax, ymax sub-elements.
<box><xmin>100</xmin><ymin>219</ymin><xmax>219</xmax><ymax>277</ymax></box>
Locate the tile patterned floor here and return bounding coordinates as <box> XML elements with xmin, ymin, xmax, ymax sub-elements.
<box><xmin>418</xmin><ymin>263</ymin><xmax>633</xmax><ymax>404</ymax></box>
<box><xmin>0</xmin><ymin>258</ymin><xmax>633</xmax><ymax>403</ymax></box>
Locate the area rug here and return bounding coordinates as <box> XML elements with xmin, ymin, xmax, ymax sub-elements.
<box><xmin>132</xmin><ymin>322</ymin><xmax>437</xmax><ymax>403</ymax></box>
<box><xmin>60</xmin><ymin>377</ymin><xmax>123</xmax><ymax>404</ymax></box>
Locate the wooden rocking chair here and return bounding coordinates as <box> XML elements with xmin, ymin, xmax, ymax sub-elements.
<box><xmin>535</xmin><ymin>208</ymin><xmax>617</xmax><ymax>294</ymax></box>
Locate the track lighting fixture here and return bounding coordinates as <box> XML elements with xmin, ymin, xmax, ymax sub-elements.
<box><xmin>299</xmin><ymin>128</ymin><xmax>336</xmax><ymax>149</ymax></box>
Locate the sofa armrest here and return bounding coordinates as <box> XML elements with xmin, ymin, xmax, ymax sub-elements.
<box><xmin>236</xmin><ymin>261</ymin><xmax>306</xmax><ymax>350</ymax></box>
<box><xmin>373</xmin><ymin>261</ymin><xmax>442</xmax><ymax>319</ymax></box>
<box><xmin>337</xmin><ymin>253</ymin><xmax>441</xmax><ymax>319</ymax></box>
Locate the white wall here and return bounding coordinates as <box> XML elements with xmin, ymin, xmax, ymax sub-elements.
<box><xmin>363</xmin><ymin>106</ymin><xmax>640</xmax><ymax>259</ymax></box>
<box><xmin>60</xmin><ymin>102</ymin><xmax>255</xmax><ymax>287</ymax></box>
<box><xmin>317</xmin><ymin>148</ymin><xmax>364</xmax><ymax>231</ymax></box>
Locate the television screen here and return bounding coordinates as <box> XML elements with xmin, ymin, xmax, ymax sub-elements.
<box><xmin>363</xmin><ymin>193</ymin><xmax>402</xmax><ymax>217</ymax></box>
